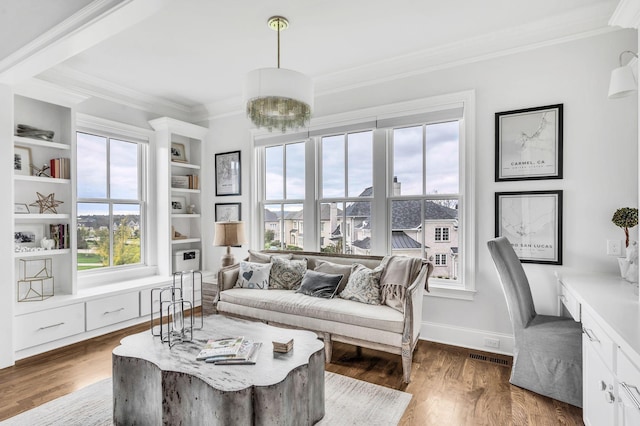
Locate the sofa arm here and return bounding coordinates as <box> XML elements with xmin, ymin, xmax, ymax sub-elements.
<box><xmin>217</xmin><ymin>264</ymin><xmax>240</xmax><ymax>292</ymax></box>
<box><xmin>402</xmin><ymin>262</ymin><xmax>434</xmax><ymax>347</ymax></box>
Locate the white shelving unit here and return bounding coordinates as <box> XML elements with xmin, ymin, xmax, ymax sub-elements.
<box><xmin>149</xmin><ymin>117</ymin><xmax>208</xmax><ymax>276</ymax></box>
<box><xmin>13</xmin><ymin>94</ymin><xmax>76</xmax><ymax>300</ymax></box>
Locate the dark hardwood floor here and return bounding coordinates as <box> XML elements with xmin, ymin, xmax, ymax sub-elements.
<box><xmin>0</xmin><ymin>322</ymin><xmax>583</xmax><ymax>425</ymax></box>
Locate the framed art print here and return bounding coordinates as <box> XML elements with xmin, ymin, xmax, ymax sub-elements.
<box><xmin>495</xmin><ymin>104</ymin><xmax>563</xmax><ymax>181</ymax></box>
<box><xmin>14</xmin><ymin>146</ymin><xmax>32</xmax><ymax>176</ymax></box>
<box><xmin>215</xmin><ymin>203</ymin><xmax>241</xmax><ymax>222</ymax></box>
<box><xmin>495</xmin><ymin>190</ymin><xmax>563</xmax><ymax>265</ymax></box>
<box><xmin>215</xmin><ymin>151</ymin><xmax>241</xmax><ymax>196</ymax></box>
<box><xmin>171</xmin><ymin>142</ymin><xmax>187</xmax><ymax>163</ymax></box>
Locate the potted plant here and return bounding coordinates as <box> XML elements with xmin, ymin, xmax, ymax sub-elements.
<box><xmin>612</xmin><ymin>207</ymin><xmax>639</xmax><ymax>282</ymax></box>
<box><xmin>612</xmin><ymin>207</ymin><xmax>638</xmax><ymax>248</ymax></box>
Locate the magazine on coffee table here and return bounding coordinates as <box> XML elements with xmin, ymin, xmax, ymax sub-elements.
<box><xmin>196</xmin><ymin>336</ymin><xmax>244</xmax><ymax>360</ymax></box>
<box><xmin>206</xmin><ymin>341</ymin><xmax>263</xmax><ymax>365</ymax></box>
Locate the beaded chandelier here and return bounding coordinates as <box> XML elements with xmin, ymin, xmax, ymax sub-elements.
<box><xmin>244</xmin><ymin>16</ymin><xmax>313</xmax><ymax>133</ymax></box>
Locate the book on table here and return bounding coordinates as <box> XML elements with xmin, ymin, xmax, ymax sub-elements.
<box><xmin>196</xmin><ymin>336</ymin><xmax>244</xmax><ymax>361</ymax></box>
<box><xmin>206</xmin><ymin>340</ymin><xmax>263</xmax><ymax>365</ymax></box>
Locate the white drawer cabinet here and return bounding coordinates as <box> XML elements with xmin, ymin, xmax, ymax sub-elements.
<box><xmin>14</xmin><ymin>303</ymin><xmax>85</xmax><ymax>350</ymax></box>
<box><xmin>86</xmin><ymin>292</ymin><xmax>139</xmax><ymax>331</ymax></box>
<box><xmin>559</xmin><ymin>282</ymin><xmax>581</xmax><ymax>321</ymax></box>
<box><xmin>583</xmin><ymin>329</ymin><xmax>616</xmax><ymax>426</ymax></box>
<box><xmin>618</xmin><ymin>349</ymin><xmax>640</xmax><ymax>425</ymax></box>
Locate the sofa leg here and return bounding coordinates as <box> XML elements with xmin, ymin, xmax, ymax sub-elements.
<box><xmin>323</xmin><ymin>333</ymin><xmax>332</xmax><ymax>363</ymax></box>
<box><xmin>401</xmin><ymin>345</ymin><xmax>412</xmax><ymax>384</ymax></box>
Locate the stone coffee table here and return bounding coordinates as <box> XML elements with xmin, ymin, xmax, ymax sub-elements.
<box><xmin>113</xmin><ymin>315</ymin><xmax>325</xmax><ymax>425</ymax></box>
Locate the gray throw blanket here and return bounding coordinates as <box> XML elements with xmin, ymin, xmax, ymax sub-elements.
<box><xmin>379</xmin><ymin>255</ymin><xmax>423</xmax><ymax>312</ymax></box>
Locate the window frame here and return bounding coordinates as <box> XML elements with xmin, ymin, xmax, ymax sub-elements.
<box><xmin>76</xmin><ymin>114</ymin><xmax>153</xmax><ymax>287</ymax></box>
<box><xmin>252</xmin><ymin>90</ymin><xmax>476</xmax><ymax>299</ymax></box>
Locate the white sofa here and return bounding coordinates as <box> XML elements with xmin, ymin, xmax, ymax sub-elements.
<box><xmin>215</xmin><ymin>251</ymin><xmax>433</xmax><ymax>383</ymax></box>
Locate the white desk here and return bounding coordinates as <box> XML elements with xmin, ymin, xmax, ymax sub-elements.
<box><xmin>558</xmin><ymin>272</ymin><xmax>640</xmax><ymax>426</ymax></box>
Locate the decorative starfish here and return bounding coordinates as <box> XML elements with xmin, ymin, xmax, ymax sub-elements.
<box><xmin>30</xmin><ymin>192</ymin><xmax>63</xmax><ymax>214</ymax></box>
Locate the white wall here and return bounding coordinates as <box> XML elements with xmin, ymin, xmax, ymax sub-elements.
<box><xmin>204</xmin><ymin>29</ymin><xmax>638</xmax><ymax>352</ymax></box>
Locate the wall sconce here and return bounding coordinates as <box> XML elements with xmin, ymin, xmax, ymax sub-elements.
<box><xmin>608</xmin><ymin>50</ymin><xmax>638</xmax><ymax>99</ymax></box>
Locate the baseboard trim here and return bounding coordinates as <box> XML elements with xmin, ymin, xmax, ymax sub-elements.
<box><xmin>420</xmin><ymin>321</ymin><xmax>514</xmax><ymax>356</ymax></box>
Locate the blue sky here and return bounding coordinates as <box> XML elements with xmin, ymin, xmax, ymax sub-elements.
<box><xmin>265</xmin><ymin>121</ymin><xmax>459</xmax><ymax>202</ymax></box>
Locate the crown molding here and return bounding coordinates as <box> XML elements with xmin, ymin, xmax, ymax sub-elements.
<box><xmin>13</xmin><ymin>78</ymin><xmax>90</xmax><ymax>107</ymax></box>
<box><xmin>39</xmin><ymin>65</ymin><xmax>192</xmax><ymax>121</ymax></box>
<box><xmin>609</xmin><ymin>0</ymin><xmax>640</xmax><ymax>29</ymax></box>
<box><xmin>0</xmin><ymin>0</ymin><xmax>171</xmax><ymax>85</ymax></box>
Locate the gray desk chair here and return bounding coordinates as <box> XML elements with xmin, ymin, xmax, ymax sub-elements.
<box><xmin>487</xmin><ymin>236</ymin><xmax>582</xmax><ymax>407</ymax></box>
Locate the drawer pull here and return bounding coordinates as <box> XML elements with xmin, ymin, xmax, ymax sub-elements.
<box><xmin>606</xmin><ymin>391</ymin><xmax>615</xmax><ymax>404</ymax></box>
<box><xmin>600</xmin><ymin>380</ymin><xmax>607</xmax><ymax>391</ymax></box>
<box><xmin>38</xmin><ymin>322</ymin><xmax>64</xmax><ymax>330</ymax></box>
<box><xmin>583</xmin><ymin>327</ymin><xmax>600</xmax><ymax>343</ymax></box>
<box><xmin>620</xmin><ymin>382</ymin><xmax>640</xmax><ymax>410</ymax></box>
<box><xmin>103</xmin><ymin>308</ymin><xmax>125</xmax><ymax>315</ymax></box>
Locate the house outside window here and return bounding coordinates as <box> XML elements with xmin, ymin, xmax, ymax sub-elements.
<box><xmin>435</xmin><ymin>226</ymin><xmax>450</xmax><ymax>242</ymax></box>
<box><xmin>435</xmin><ymin>253</ymin><xmax>447</xmax><ymax>266</ymax></box>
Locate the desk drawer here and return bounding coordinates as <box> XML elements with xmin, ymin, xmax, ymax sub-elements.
<box><xmin>618</xmin><ymin>349</ymin><xmax>640</xmax><ymax>421</ymax></box>
<box><xmin>86</xmin><ymin>292</ymin><xmax>139</xmax><ymax>331</ymax></box>
<box><xmin>582</xmin><ymin>309</ymin><xmax>615</xmax><ymax>367</ymax></box>
<box><xmin>559</xmin><ymin>283</ymin><xmax>581</xmax><ymax>322</ymax></box>
<box><xmin>14</xmin><ymin>303</ymin><xmax>85</xmax><ymax>350</ymax></box>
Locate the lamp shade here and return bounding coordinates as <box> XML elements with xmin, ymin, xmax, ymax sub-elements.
<box><xmin>244</xmin><ymin>67</ymin><xmax>314</xmax><ymax>132</ymax></box>
<box><xmin>213</xmin><ymin>221</ymin><xmax>246</xmax><ymax>247</ymax></box>
<box><xmin>608</xmin><ymin>65</ymin><xmax>638</xmax><ymax>99</ymax></box>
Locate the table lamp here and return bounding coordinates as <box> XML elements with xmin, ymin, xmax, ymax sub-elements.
<box><xmin>213</xmin><ymin>221</ymin><xmax>246</xmax><ymax>267</ymax></box>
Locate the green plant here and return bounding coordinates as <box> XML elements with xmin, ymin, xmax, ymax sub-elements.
<box><xmin>612</xmin><ymin>207</ymin><xmax>638</xmax><ymax>248</ymax></box>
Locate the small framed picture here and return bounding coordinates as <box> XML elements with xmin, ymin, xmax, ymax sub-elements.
<box><xmin>171</xmin><ymin>175</ymin><xmax>190</xmax><ymax>189</ymax></box>
<box><xmin>495</xmin><ymin>104</ymin><xmax>563</xmax><ymax>181</ymax></box>
<box><xmin>215</xmin><ymin>203</ymin><xmax>241</xmax><ymax>222</ymax></box>
<box><xmin>495</xmin><ymin>190</ymin><xmax>563</xmax><ymax>265</ymax></box>
<box><xmin>215</xmin><ymin>151</ymin><xmax>241</xmax><ymax>196</ymax></box>
<box><xmin>171</xmin><ymin>142</ymin><xmax>187</xmax><ymax>163</ymax></box>
<box><xmin>14</xmin><ymin>146</ymin><xmax>32</xmax><ymax>176</ymax></box>
<box><xmin>14</xmin><ymin>224</ymin><xmax>44</xmax><ymax>248</ymax></box>
<box><xmin>14</xmin><ymin>203</ymin><xmax>30</xmax><ymax>214</ymax></box>
<box><xmin>171</xmin><ymin>196</ymin><xmax>187</xmax><ymax>214</ymax></box>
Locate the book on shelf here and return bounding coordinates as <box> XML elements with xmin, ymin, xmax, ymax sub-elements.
<box><xmin>196</xmin><ymin>336</ymin><xmax>244</xmax><ymax>360</ymax></box>
<box><xmin>49</xmin><ymin>158</ymin><xmax>70</xmax><ymax>179</ymax></box>
<box><xmin>171</xmin><ymin>174</ymin><xmax>199</xmax><ymax>190</ymax></box>
<box><xmin>49</xmin><ymin>224</ymin><xmax>69</xmax><ymax>249</ymax></box>
<box><xmin>207</xmin><ymin>341</ymin><xmax>263</xmax><ymax>365</ymax></box>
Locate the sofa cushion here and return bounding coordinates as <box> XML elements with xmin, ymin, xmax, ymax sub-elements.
<box><xmin>219</xmin><ymin>289</ymin><xmax>404</xmax><ymax>334</ymax></box>
<box><xmin>269</xmin><ymin>257</ymin><xmax>308</xmax><ymax>290</ymax></box>
<box><xmin>248</xmin><ymin>250</ymin><xmax>292</xmax><ymax>264</ymax></box>
<box><xmin>296</xmin><ymin>270</ymin><xmax>343</xmax><ymax>299</ymax></box>
<box><xmin>339</xmin><ymin>263</ymin><xmax>384</xmax><ymax>305</ymax></box>
<box><xmin>314</xmin><ymin>260</ymin><xmax>353</xmax><ymax>293</ymax></box>
<box><xmin>234</xmin><ymin>261</ymin><xmax>271</xmax><ymax>289</ymax></box>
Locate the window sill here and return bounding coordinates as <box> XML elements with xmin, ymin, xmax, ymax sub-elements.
<box><xmin>78</xmin><ymin>265</ymin><xmax>160</xmax><ymax>289</ymax></box>
<box><xmin>426</xmin><ymin>284</ymin><xmax>476</xmax><ymax>301</ymax></box>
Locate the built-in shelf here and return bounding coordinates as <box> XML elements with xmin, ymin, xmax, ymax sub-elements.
<box><xmin>171</xmin><ymin>238</ymin><xmax>201</xmax><ymax>245</ymax></box>
<box><xmin>14</xmin><ymin>175</ymin><xmax>70</xmax><ymax>184</ymax></box>
<box><xmin>171</xmin><ymin>161</ymin><xmax>200</xmax><ymax>170</ymax></box>
<box><xmin>14</xmin><ymin>213</ymin><xmax>71</xmax><ymax>221</ymax></box>
<box><xmin>13</xmin><ymin>249</ymin><xmax>71</xmax><ymax>258</ymax></box>
<box><xmin>171</xmin><ymin>214</ymin><xmax>201</xmax><ymax>219</ymax></box>
<box><xmin>171</xmin><ymin>188</ymin><xmax>200</xmax><ymax>194</ymax></box>
<box><xmin>14</xmin><ymin>136</ymin><xmax>70</xmax><ymax>150</ymax></box>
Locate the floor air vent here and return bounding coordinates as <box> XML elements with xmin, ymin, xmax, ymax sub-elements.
<box><xmin>469</xmin><ymin>353</ymin><xmax>510</xmax><ymax>366</ymax></box>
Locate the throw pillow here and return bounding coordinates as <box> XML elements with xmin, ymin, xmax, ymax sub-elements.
<box><xmin>234</xmin><ymin>261</ymin><xmax>272</xmax><ymax>289</ymax></box>
<box><xmin>314</xmin><ymin>260</ymin><xmax>353</xmax><ymax>293</ymax></box>
<box><xmin>339</xmin><ymin>263</ymin><xmax>384</xmax><ymax>305</ymax></box>
<box><xmin>269</xmin><ymin>257</ymin><xmax>308</xmax><ymax>290</ymax></box>
<box><xmin>296</xmin><ymin>270</ymin><xmax>343</xmax><ymax>299</ymax></box>
<box><xmin>248</xmin><ymin>250</ymin><xmax>293</xmax><ymax>264</ymax></box>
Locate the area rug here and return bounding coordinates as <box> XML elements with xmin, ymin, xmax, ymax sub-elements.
<box><xmin>0</xmin><ymin>372</ymin><xmax>411</xmax><ymax>425</ymax></box>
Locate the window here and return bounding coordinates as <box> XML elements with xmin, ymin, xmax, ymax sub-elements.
<box><xmin>435</xmin><ymin>226</ymin><xmax>450</xmax><ymax>242</ymax></box>
<box><xmin>254</xmin><ymin>91</ymin><xmax>475</xmax><ymax>297</ymax></box>
<box><xmin>435</xmin><ymin>254</ymin><xmax>447</xmax><ymax>266</ymax></box>
<box><xmin>76</xmin><ymin>131</ymin><xmax>145</xmax><ymax>272</ymax></box>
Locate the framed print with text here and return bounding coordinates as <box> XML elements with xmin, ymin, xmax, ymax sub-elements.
<box><xmin>215</xmin><ymin>203</ymin><xmax>241</xmax><ymax>222</ymax></box>
<box><xmin>495</xmin><ymin>104</ymin><xmax>563</xmax><ymax>181</ymax></box>
<box><xmin>495</xmin><ymin>190</ymin><xmax>563</xmax><ymax>265</ymax></box>
<box><xmin>215</xmin><ymin>151</ymin><xmax>241</xmax><ymax>196</ymax></box>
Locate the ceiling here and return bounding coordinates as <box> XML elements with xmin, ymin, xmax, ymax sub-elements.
<box><xmin>13</xmin><ymin>0</ymin><xmax>625</xmax><ymax>118</ymax></box>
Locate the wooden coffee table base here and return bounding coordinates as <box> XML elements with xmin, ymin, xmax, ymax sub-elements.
<box><xmin>113</xmin><ymin>315</ymin><xmax>325</xmax><ymax>425</ymax></box>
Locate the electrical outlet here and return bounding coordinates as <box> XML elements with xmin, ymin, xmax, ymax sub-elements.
<box><xmin>607</xmin><ymin>240</ymin><xmax>622</xmax><ymax>256</ymax></box>
<box><xmin>484</xmin><ymin>338</ymin><xmax>500</xmax><ymax>349</ymax></box>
